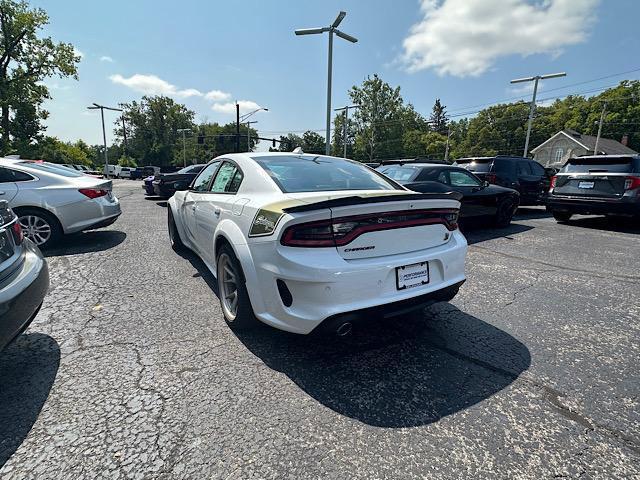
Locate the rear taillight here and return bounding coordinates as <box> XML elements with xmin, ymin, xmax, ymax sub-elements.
<box><xmin>11</xmin><ymin>221</ymin><xmax>23</xmax><ymax>245</ymax></box>
<box><xmin>281</xmin><ymin>209</ymin><xmax>459</xmax><ymax>248</ymax></box>
<box><xmin>79</xmin><ymin>188</ymin><xmax>109</xmax><ymax>199</ymax></box>
<box><xmin>549</xmin><ymin>175</ymin><xmax>557</xmax><ymax>191</ymax></box>
<box><xmin>486</xmin><ymin>173</ymin><xmax>497</xmax><ymax>184</ymax></box>
<box><xmin>624</xmin><ymin>176</ymin><xmax>640</xmax><ymax>190</ymax></box>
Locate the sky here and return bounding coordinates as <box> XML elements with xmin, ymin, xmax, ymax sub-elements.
<box><xmin>31</xmin><ymin>0</ymin><xmax>640</xmax><ymax>152</ymax></box>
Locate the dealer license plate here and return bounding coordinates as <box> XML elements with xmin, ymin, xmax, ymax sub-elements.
<box><xmin>578</xmin><ymin>181</ymin><xmax>595</xmax><ymax>189</ymax></box>
<box><xmin>396</xmin><ymin>262</ymin><xmax>430</xmax><ymax>290</ymax></box>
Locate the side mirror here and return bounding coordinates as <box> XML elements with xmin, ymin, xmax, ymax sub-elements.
<box><xmin>483</xmin><ymin>181</ymin><xmax>490</xmax><ymax>188</ymax></box>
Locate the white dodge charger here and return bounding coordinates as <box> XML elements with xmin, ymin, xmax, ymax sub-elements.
<box><xmin>168</xmin><ymin>152</ymin><xmax>467</xmax><ymax>335</ymax></box>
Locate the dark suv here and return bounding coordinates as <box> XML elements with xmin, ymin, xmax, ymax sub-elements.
<box><xmin>454</xmin><ymin>156</ymin><xmax>550</xmax><ymax>205</ymax></box>
<box><xmin>547</xmin><ymin>155</ymin><xmax>640</xmax><ymax>222</ymax></box>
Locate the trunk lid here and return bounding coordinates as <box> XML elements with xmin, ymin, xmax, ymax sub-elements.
<box><xmin>553</xmin><ymin>156</ymin><xmax>639</xmax><ymax>198</ymax></box>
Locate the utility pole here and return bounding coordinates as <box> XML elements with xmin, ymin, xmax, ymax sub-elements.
<box><xmin>334</xmin><ymin>104</ymin><xmax>359</xmax><ymax>158</ymax></box>
<box><xmin>121</xmin><ymin>116</ymin><xmax>128</xmax><ymax>155</ymax></box>
<box><xmin>246</xmin><ymin>121</ymin><xmax>258</xmax><ymax>152</ymax></box>
<box><xmin>510</xmin><ymin>72</ymin><xmax>566</xmax><ymax>157</ymax></box>
<box><xmin>87</xmin><ymin>103</ymin><xmax>122</xmax><ymax>179</ymax></box>
<box><xmin>594</xmin><ymin>101</ymin><xmax>607</xmax><ymax>155</ymax></box>
<box><xmin>177</xmin><ymin>128</ymin><xmax>191</xmax><ymax>167</ymax></box>
<box><xmin>296</xmin><ymin>12</ymin><xmax>358</xmax><ymax>155</ymax></box>
<box><xmin>444</xmin><ymin>126</ymin><xmax>452</xmax><ymax>162</ymax></box>
<box><xmin>235</xmin><ymin>102</ymin><xmax>240</xmax><ymax>153</ymax></box>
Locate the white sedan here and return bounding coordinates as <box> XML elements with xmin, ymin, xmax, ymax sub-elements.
<box><xmin>168</xmin><ymin>152</ymin><xmax>467</xmax><ymax>335</ymax></box>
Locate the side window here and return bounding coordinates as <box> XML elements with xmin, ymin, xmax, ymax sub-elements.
<box><xmin>530</xmin><ymin>161</ymin><xmax>545</xmax><ymax>177</ymax></box>
<box><xmin>191</xmin><ymin>161</ymin><xmax>220</xmax><ymax>192</ymax></box>
<box><xmin>210</xmin><ymin>162</ymin><xmax>243</xmax><ymax>193</ymax></box>
<box><xmin>0</xmin><ymin>167</ymin><xmax>33</xmax><ymax>182</ymax></box>
<box><xmin>436</xmin><ymin>171</ymin><xmax>449</xmax><ymax>185</ymax></box>
<box><xmin>517</xmin><ymin>162</ymin><xmax>532</xmax><ymax>176</ymax></box>
<box><xmin>416</xmin><ymin>169</ymin><xmax>436</xmax><ymax>181</ymax></box>
<box><xmin>449</xmin><ymin>170</ymin><xmax>482</xmax><ymax>187</ymax></box>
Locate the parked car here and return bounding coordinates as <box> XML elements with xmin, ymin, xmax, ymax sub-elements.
<box><xmin>377</xmin><ymin>163</ymin><xmax>520</xmax><ymax>227</ymax></box>
<box><xmin>168</xmin><ymin>153</ymin><xmax>467</xmax><ymax>335</ymax></box>
<box><xmin>71</xmin><ymin>164</ymin><xmax>103</xmax><ymax>177</ymax></box>
<box><xmin>104</xmin><ymin>164</ymin><xmax>121</xmax><ymax>178</ymax></box>
<box><xmin>0</xmin><ymin>200</ymin><xmax>49</xmax><ymax>351</ymax></box>
<box><xmin>152</xmin><ymin>164</ymin><xmax>206</xmax><ymax>198</ymax></box>
<box><xmin>454</xmin><ymin>156</ymin><xmax>550</xmax><ymax>205</ymax></box>
<box><xmin>547</xmin><ymin>155</ymin><xmax>640</xmax><ymax>222</ymax></box>
<box><xmin>0</xmin><ymin>158</ymin><xmax>121</xmax><ymax>248</ymax></box>
<box><xmin>117</xmin><ymin>167</ymin><xmax>135</xmax><ymax>179</ymax></box>
<box><xmin>142</xmin><ymin>175</ymin><xmax>155</xmax><ymax>195</ymax></box>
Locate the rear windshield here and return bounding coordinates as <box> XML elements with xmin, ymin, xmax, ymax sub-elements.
<box><xmin>177</xmin><ymin>165</ymin><xmax>205</xmax><ymax>174</ymax></box>
<box><xmin>18</xmin><ymin>161</ymin><xmax>84</xmax><ymax>177</ymax></box>
<box><xmin>455</xmin><ymin>158</ymin><xmax>491</xmax><ymax>173</ymax></box>
<box><xmin>254</xmin><ymin>156</ymin><xmax>398</xmax><ymax>193</ymax></box>
<box><xmin>561</xmin><ymin>157</ymin><xmax>636</xmax><ymax>174</ymax></box>
<box><xmin>377</xmin><ymin>166</ymin><xmax>417</xmax><ymax>182</ymax></box>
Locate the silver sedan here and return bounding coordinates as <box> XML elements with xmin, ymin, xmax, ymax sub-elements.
<box><xmin>0</xmin><ymin>158</ymin><xmax>121</xmax><ymax>247</ymax></box>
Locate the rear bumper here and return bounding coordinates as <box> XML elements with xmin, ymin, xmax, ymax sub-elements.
<box><xmin>547</xmin><ymin>195</ymin><xmax>640</xmax><ymax>216</ymax></box>
<box><xmin>244</xmin><ymin>230</ymin><xmax>468</xmax><ymax>334</ymax></box>
<box><xmin>153</xmin><ymin>183</ymin><xmax>175</xmax><ymax>198</ymax></box>
<box><xmin>0</xmin><ymin>240</ymin><xmax>49</xmax><ymax>350</ymax></box>
<box><xmin>58</xmin><ymin>196</ymin><xmax>122</xmax><ymax>234</ymax></box>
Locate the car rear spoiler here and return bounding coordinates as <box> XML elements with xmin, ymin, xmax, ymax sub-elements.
<box><xmin>282</xmin><ymin>192</ymin><xmax>462</xmax><ymax>213</ymax></box>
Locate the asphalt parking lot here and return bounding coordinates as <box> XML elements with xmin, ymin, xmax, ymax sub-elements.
<box><xmin>1</xmin><ymin>180</ymin><xmax>639</xmax><ymax>479</ymax></box>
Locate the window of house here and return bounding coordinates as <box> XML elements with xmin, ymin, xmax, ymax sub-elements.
<box><xmin>554</xmin><ymin>148</ymin><xmax>564</xmax><ymax>163</ymax></box>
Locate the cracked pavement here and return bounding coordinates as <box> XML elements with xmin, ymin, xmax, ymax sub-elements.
<box><xmin>0</xmin><ymin>181</ymin><xmax>638</xmax><ymax>479</ymax></box>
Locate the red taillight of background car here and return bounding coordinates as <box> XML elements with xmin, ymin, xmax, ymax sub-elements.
<box><xmin>281</xmin><ymin>209</ymin><xmax>459</xmax><ymax>248</ymax></box>
<box><xmin>11</xmin><ymin>221</ymin><xmax>24</xmax><ymax>245</ymax></box>
<box><xmin>486</xmin><ymin>173</ymin><xmax>497</xmax><ymax>184</ymax></box>
<box><xmin>549</xmin><ymin>175</ymin><xmax>557</xmax><ymax>191</ymax></box>
<box><xmin>79</xmin><ymin>188</ymin><xmax>109</xmax><ymax>199</ymax></box>
<box><xmin>624</xmin><ymin>176</ymin><xmax>640</xmax><ymax>191</ymax></box>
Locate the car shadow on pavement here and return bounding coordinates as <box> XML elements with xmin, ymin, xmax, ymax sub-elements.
<box><xmin>43</xmin><ymin>230</ymin><xmax>126</xmax><ymax>257</ymax></box>
<box><xmin>514</xmin><ymin>207</ymin><xmax>552</xmax><ymax>220</ymax></box>
<box><xmin>462</xmin><ymin>222</ymin><xmax>534</xmax><ymax>245</ymax></box>
<box><xmin>233</xmin><ymin>303</ymin><xmax>531</xmax><ymax>428</ymax></box>
<box><xmin>0</xmin><ymin>333</ymin><xmax>60</xmax><ymax>468</ymax></box>
<box><xmin>565</xmin><ymin>216</ymin><xmax>640</xmax><ymax>234</ymax></box>
<box><xmin>176</xmin><ymin>248</ymin><xmax>219</xmax><ymax>296</ymax></box>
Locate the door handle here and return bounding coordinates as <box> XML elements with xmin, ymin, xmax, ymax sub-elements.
<box><xmin>0</xmin><ymin>192</ymin><xmax>5</xmax><ymax>195</ymax></box>
<box><xmin>214</xmin><ymin>208</ymin><xmax>221</xmax><ymax>216</ymax></box>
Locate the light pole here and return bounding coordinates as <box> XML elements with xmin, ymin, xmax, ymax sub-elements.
<box><xmin>444</xmin><ymin>126</ymin><xmax>452</xmax><ymax>162</ymax></box>
<box><xmin>593</xmin><ymin>101</ymin><xmax>607</xmax><ymax>155</ymax></box>
<box><xmin>334</xmin><ymin>104</ymin><xmax>359</xmax><ymax>158</ymax></box>
<box><xmin>511</xmin><ymin>72</ymin><xmax>566</xmax><ymax>157</ymax></box>
<box><xmin>87</xmin><ymin>103</ymin><xmax>122</xmax><ymax>179</ymax></box>
<box><xmin>239</xmin><ymin>107</ymin><xmax>268</xmax><ymax>153</ymax></box>
<box><xmin>296</xmin><ymin>11</ymin><xmax>358</xmax><ymax>155</ymax></box>
<box><xmin>177</xmin><ymin>128</ymin><xmax>191</xmax><ymax>167</ymax></box>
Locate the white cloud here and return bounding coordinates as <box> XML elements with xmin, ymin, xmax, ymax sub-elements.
<box><xmin>402</xmin><ymin>0</ymin><xmax>600</xmax><ymax>77</ymax></box>
<box><xmin>204</xmin><ymin>89</ymin><xmax>231</xmax><ymax>102</ymax></box>
<box><xmin>109</xmin><ymin>73</ymin><xmax>203</xmax><ymax>98</ymax></box>
<box><xmin>211</xmin><ymin>100</ymin><xmax>261</xmax><ymax>114</ymax></box>
<box><xmin>100</xmin><ymin>55</ymin><xmax>114</xmax><ymax>63</ymax></box>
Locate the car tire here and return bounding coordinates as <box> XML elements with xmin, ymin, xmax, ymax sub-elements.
<box><xmin>167</xmin><ymin>208</ymin><xmax>186</xmax><ymax>252</ymax></box>
<box><xmin>216</xmin><ymin>244</ymin><xmax>258</xmax><ymax>331</ymax></box>
<box><xmin>552</xmin><ymin>211</ymin><xmax>572</xmax><ymax>223</ymax></box>
<box><xmin>494</xmin><ymin>199</ymin><xmax>516</xmax><ymax>228</ymax></box>
<box><xmin>15</xmin><ymin>208</ymin><xmax>62</xmax><ymax>248</ymax></box>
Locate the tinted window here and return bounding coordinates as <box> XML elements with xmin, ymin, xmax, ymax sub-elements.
<box><xmin>0</xmin><ymin>167</ymin><xmax>33</xmax><ymax>182</ymax></box>
<box><xmin>493</xmin><ymin>159</ymin><xmax>513</xmax><ymax>173</ymax></box>
<box><xmin>210</xmin><ymin>162</ymin><xmax>243</xmax><ymax>193</ymax></box>
<box><xmin>517</xmin><ymin>162</ymin><xmax>532</xmax><ymax>175</ymax></box>
<box><xmin>191</xmin><ymin>161</ymin><xmax>220</xmax><ymax>192</ymax></box>
<box><xmin>177</xmin><ymin>165</ymin><xmax>205</xmax><ymax>174</ymax></box>
<box><xmin>415</xmin><ymin>168</ymin><xmax>438</xmax><ymax>181</ymax></box>
<box><xmin>378</xmin><ymin>166</ymin><xmax>417</xmax><ymax>182</ymax></box>
<box><xmin>561</xmin><ymin>156</ymin><xmax>635</xmax><ymax>174</ymax></box>
<box><xmin>255</xmin><ymin>156</ymin><xmax>397</xmax><ymax>193</ymax></box>
<box><xmin>19</xmin><ymin>161</ymin><xmax>84</xmax><ymax>177</ymax></box>
<box><xmin>449</xmin><ymin>170</ymin><xmax>482</xmax><ymax>187</ymax></box>
<box><xmin>456</xmin><ymin>158</ymin><xmax>491</xmax><ymax>173</ymax></box>
<box><xmin>530</xmin><ymin>161</ymin><xmax>546</xmax><ymax>176</ymax></box>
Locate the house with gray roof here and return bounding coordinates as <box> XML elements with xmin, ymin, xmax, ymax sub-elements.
<box><xmin>531</xmin><ymin>129</ymin><xmax>637</xmax><ymax>168</ymax></box>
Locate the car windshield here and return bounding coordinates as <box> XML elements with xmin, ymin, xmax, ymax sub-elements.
<box><xmin>254</xmin><ymin>155</ymin><xmax>398</xmax><ymax>193</ymax></box>
<box><xmin>177</xmin><ymin>165</ymin><xmax>204</xmax><ymax>174</ymax></box>
<box><xmin>18</xmin><ymin>161</ymin><xmax>84</xmax><ymax>177</ymax></box>
<box><xmin>455</xmin><ymin>158</ymin><xmax>492</xmax><ymax>173</ymax></box>
<box><xmin>377</xmin><ymin>166</ymin><xmax>417</xmax><ymax>182</ymax></box>
<box><xmin>561</xmin><ymin>156</ymin><xmax>636</xmax><ymax>174</ymax></box>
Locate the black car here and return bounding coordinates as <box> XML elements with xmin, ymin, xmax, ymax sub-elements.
<box><xmin>377</xmin><ymin>163</ymin><xmax>520</xmax><ymax>227</ymax></box>
<box><xmin>454</xmin><ymin>156</ymin><xmax>550</xmax><ymax>206</ymax></box>
<box><xmin>152</xmin><ymin>164</ymin><xmax>206</xmax><ymax>198</ymax></box>
<box><xmin>0</xmin><ymin>200</ymin><xmax>49</xmax><ymax>351</ymax></box>
<box><xmin>547</xmin><ymin>155</ymin><xmax>640</xmax><ymax>222</ymax></box>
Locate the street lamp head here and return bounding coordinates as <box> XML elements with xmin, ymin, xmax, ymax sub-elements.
<box><xmin>332</xmin><ymin>11</ymin><xmax>346</xmax><ymax>28</ymax></box>
<box><xmin>295</xmin><ymin>27</ymin><xmax>327</xmax><ymax>36</ymax></box>
<box><xmin>510</xmin><ymin>76</ymin><xmax>536</xmax><ymax>84</ymax></box>
<box><xmin>540</xmin><ymin>72</ymin><xmax>567</xmax><ymax>80</ymax></box>
<box><xmin>334</xmin><ymin>29</ymin><xmax>358</xmax><ymax>43</ymax></box>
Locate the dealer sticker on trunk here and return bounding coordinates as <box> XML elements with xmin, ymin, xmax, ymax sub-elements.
<box><xmin>578</xmin><ymin>181</ymin><xmax>595</xmax><ymax>189</ymax></box>
<box><xmin>396</xmin><ymin>262</ymin><xmax>430</xmax><ymax>290</ymax></box>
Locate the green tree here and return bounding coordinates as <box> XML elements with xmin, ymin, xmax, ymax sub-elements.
<box><xmin>117</xmin><ymin>155</ymin><xmax>136</xmax><ymax>167</ymax></box>
<box><xmin>429</xmin><ymin>98</ymin><xmax>448</xmax><ymax>135</ymax></box>
<box><xmin>36</xmin><ymin>136</ymin><xmax>90</xmax><ymax>165</ymax></box>
<box><xmin>0</xmin><ymin>0</ymin><xmax>79</xmax><ymax>153</ymax></box>
<box><xmin>301</xmin><ymin>130</ymin><xmax>325</xmax><ymax>153</ymax></box>
<box><xmin>270</xmin><ymin>133</ymin><xmax>303</xmax><ymax>152</ymax></box>
<box><xmin>115</xmin><ymin>96</ymin><xmax>196</xmax><ymax>166</ymax></box>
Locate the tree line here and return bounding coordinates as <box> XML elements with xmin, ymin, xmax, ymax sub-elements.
<box><xmin>1</xmin><ymin>0</ymin><xmax>638</xmax><ymax>168</ymax></box>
